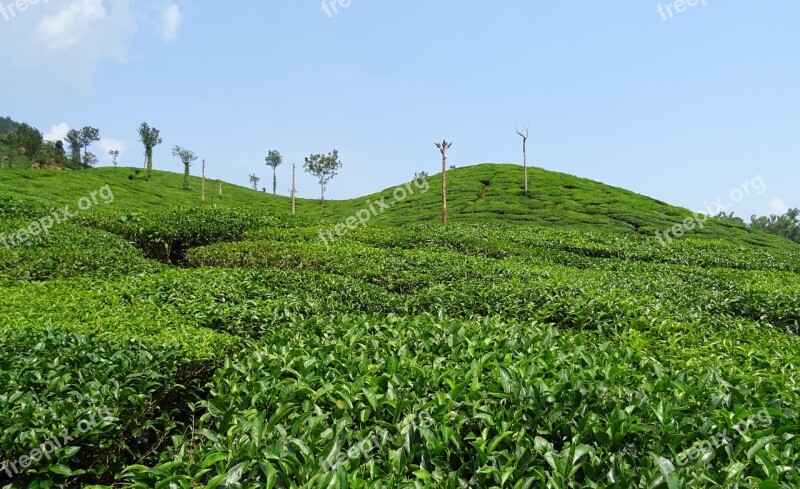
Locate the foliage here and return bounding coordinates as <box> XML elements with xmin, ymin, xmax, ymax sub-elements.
<box><xmin>187</xmin><ymin>231</ymin><xmax>800</xmax><ymax>329</ymax></box>
<box><xmin>77</xmin><ymin>206</ymin><xmax>282</xmax><ymax>263</ymax></box>
<box><xmin>108</xmin><ymin>149</ymin><xmax>120</xmax><ymax>167</ymax></box>
<box><xmin>10</xmin><ymin>123</ymin><xmax>43</xmax><ymax>159</ymax></box>
<box><xmin>137</xmin><ymin>122</ymin><xmax>162</xmax><ymax>180</ymax></box>
<box><xmin>1</xmin><ymin>163</ymin><xmax>800</xmax><ymax>488</ymax></box>
<box><xmin>124</xmin><ymin>314</ymin><xmax>800</xmax><ymax>488</ymax></box>
<box><xmin>265</xmin><ymin>149</ymin><xmax>283</xmax><ymax>195</ymax></box>
<box><xmin>751</xmin><ymin>208</ymin><xmax>800</xmax><ymax>244</ymax></box>
<box><xmin>79</xmin><ymin>126</ymin><xmax>101</xmax><ymax>169</ymax></box>
<box><xmin>0</xmin><ymin>328</ymin><xmax>209</xmax><ymax>488</ymax></box>
<box><xmin>34</xmin><ymin>141</ymin><xmax>68</xmax><ymax>168</ymax></box>
<box><xmin>0</xmin><ymin>273</ymin><xmax>241</xmax><ymax>361</ymax></box>
<box><xmin>65</xmin><ymin>130</ymin><xmax>83</xmax><ymax>168</ymax></box>
<box><xmin>249</xmin><ymin>173</ymin><xmax>260</xmax><ymax>191</ymax></box>
<box><xmin>0</xmin><ymin>122</ymin><xmax>68</xmax><ymax>170</ymax></box>
<box><xmin>172</xmin><ymin>145</ymin><xmax>198</xmax><ymax>191</ymax></box>
<box><xmin>0</xmin><ymin>218</ymin><xmax>159</xmax><ymax>283</ymax></box>
<box><xmin>304</xmin><ymin>149</ymin><xmax>342</xmax><ymax>217</ymax></box>
<box><xmin>0</xmin><ymin>195</ymin><xmax>47</xmax><ymax>219</ymax></box>
<box><xmin>0</xmin><ymin>116</ymin><xmax>21</xmax><ymax>134</ymax></box>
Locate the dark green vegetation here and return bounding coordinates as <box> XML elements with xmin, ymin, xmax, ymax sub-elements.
<box><xmin>1</xmin><ymin>164</ymin><xmax>800</xmax><ymax>488</ymax></box>
<box><xmin>0</xmin><ymin>118</ymin><xmax>98</xmax><ymax>171</ymax></box>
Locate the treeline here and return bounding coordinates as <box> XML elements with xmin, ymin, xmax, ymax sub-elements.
<box><xmin>0</xmin><ymin>116</ymin><xmax>100</xmax><ymax>170</ymax></box>
<box><xmin>717</xmin><ymin>210</ymin><xmax>800</xmax><ymax>244</ymax></box>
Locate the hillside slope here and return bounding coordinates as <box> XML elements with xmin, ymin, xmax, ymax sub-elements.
<box><xmin>2</xmin><ymin>164</ymin><xmax>800</xmax><ymax>487</ymax></box>
<box><xmin>0</xmin><ymin>164</ymin><xmax>794</xmax><ymax>250</ymax></box>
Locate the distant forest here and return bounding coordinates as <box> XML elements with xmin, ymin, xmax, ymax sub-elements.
<box><xmin>0</xmin><ymin>116</ymin><xmax>98</xmax><ymax>170</ymax></box>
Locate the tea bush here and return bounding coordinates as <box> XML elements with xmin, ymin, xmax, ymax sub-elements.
<box><xmin>78</xmin><ymin>207</ymin><xmax>285</xmax><ymax>263</ymax></box>
<box><xmin>0</xmin><ymin>328</ymin><xmax>209</xmax><ymax>488</ymax></box>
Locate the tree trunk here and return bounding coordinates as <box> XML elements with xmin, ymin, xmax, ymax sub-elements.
<box><xmin>273</xmin><ymin>168</ymin><xmax>277</xmax><ymax>195</ymax></box>
<box><xmin>436</xmin><ymin>141</ymin><xmax>452</xmax><ymax>224</ymax></box>
<box><xmin>442</xmin><ymin>153</ymin><xmax>448</xmax><ymax>223</ymax></box>
<box><xmin>320</xmin><ymin>182</ymin><xmax>325</xmax><ymax>220</ymax></box>
<box><xmin>292</xmin><ymin>164</ymin><xmax>296</xmax><ymax>215</ymax></box>
<box><xmin>523</xmin><ymin>138</ymin><xmax>528</xmax><ymax>197</ymax></box>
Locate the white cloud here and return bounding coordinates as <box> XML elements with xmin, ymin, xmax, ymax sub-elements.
<box><xmin>160</xmin><ymin>4</ymin><xmax>181</xmax><ymax>42</ymax></box>
<box><xmin>44</xmin><ymin>123</ymin><xmax>70</xmax><ymax>142</ymax></box>
<box><xmin>34</xmin><ymin>0</ymin><xmax>107</xmax><ymax>51</ymax></box>
<box><xmin>99</xmin><ymin>138</ymin><xmax>126</xmax><ymax>164</ymax></box>
<box><xmin>0</xmin><ymin>0</ymin><xmax>180</xmax><ymax>91</ymax></box>
<box><xmin>770</xmin><ymin>196</ymin><xmax>789</xmax><ymax>215</ymax></box>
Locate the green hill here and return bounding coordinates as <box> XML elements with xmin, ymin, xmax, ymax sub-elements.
<box><xmin>0</xmin><ymin>164</ymin><xmax>793</xmax><ymax>250</ymax></box>
<box><xmin>2</xmin><ymin>164</ymin><xmax>800</xmax><ymax>487</ymax></box>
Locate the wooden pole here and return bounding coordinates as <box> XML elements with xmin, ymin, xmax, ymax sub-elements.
<box><xmin>201</xmin><ymin>159</ymin><xmax>206</xmax><ymax>202</ymax></box>
<box><xmin>517</xmin><ymin>125</ymin><xmax>529</xmax><ymax>197</ymax></box>
<box><xmin>436</xmin><ymin>140</ymin><xmax>452</xmax><ymax>223</ymax></box>
<box><xmin>442</xmin><ymin>152</ymin><xmax>447</xmax><ymax>223</ymax></box>
<box><xmin>291</xmin><ymin>163</ymin><xmax>296</xmax><ymax>215</ymax></box>
<box><xmin>522</xmin><ymin>136</ymin><xmax>527</xmax><ymax>196</ymax></box>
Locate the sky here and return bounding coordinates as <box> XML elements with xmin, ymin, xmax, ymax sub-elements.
<box><xmin>1</xmin><ymin>0</ymin><xmax>798</xmax><ymax>218</ymax></box>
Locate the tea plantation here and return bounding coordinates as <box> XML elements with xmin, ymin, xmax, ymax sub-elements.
<box><xmin>1</xmin><ymin>165</ymin><xmax>800</xmax><ymax>488</ymax></box>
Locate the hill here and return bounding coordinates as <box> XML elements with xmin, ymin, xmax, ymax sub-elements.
<box><xmin>0</xmin><ymin>164</ymin><xmax>794</xmax><ymax>251</ymax></box>
<box><xmin>1</xmin><ymin>163</ymin><xmax>800</xmax><ymax>487</ymax></box>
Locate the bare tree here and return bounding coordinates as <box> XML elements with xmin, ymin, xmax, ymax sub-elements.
<box><xmin>435</xmin><ymin>140</ymin><xmax>453</xmax><ymax>223</ymax></box>
<box><xmin>516</xmin><ymin>123</ymin><xmax>530</xmax><ymax>197</ymax></box>
<box><xmin>291</xmin><ymin>163</ymin><xmax>297</xmax><ymax>215</ymax></box>
<box><xmin>201</xmin><ymin>159</ymin><xmax>206</xmax><ymax>202</ymax></box>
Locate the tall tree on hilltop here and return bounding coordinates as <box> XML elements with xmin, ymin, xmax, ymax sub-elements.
<box><xmin>516</xmin><ymin>123</ymin><xmax>530</xmax><ymax>197</ymax></box>
<box><xmin>79</xmin><ymin>126</ymin><xmax>100</xmax><ymax>168</ymax></box>
<box><xmin>65</xmin><ymin>130</ymin><xmax>82</xmax><ymax>168</ymax></box>
<box><xmin>172</xmin><ymin>145</ymin><xmax>197</xmax><ymax>191</ymax></box>
<box><xmin>304</xmin><ymin>149</ymin><xmax>342</xmax><ymax>219</ymax></box>
<box><xmin>435</xmin><ymin>140</ymin><xmax>452</xmax><ymax>223</ymax></box>
<box><xmin>138</xmin><ymin>122</ymin><xmax>162</xmax><ymax>180</ymax></box>
<box><xmin>265</xmin><ymin>150</ymin><xmax>283</xmax><ymax>195</ymax></box>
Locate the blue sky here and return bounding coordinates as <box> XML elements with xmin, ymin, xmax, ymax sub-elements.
<box><xmin>1</xmin><ymin>1</ymin><xmax>798</xmax><ymax>218</ymax></box>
